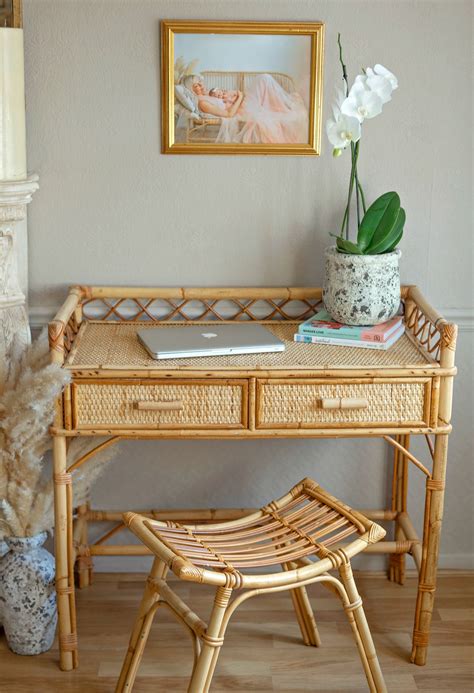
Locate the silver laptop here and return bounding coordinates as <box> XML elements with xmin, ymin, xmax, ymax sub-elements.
<box><xmin>137</xmin><ymin>324</ymin><xmax>285</xmax><ymax>360</ymax></box>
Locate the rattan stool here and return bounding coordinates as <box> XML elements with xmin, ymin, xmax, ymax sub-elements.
<box><xmin>115</xmin><ymin>478</ymin><xmax>387</xmax><ymax>693</ymax></box>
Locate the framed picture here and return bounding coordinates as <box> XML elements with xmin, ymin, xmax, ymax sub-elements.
<box><xmin>0</xmin><ymin>0</ymin><xmax>22</xmax><ymax>27</ymax></box>
<box><xmin>161</xmin><ymin>20</ymin><xmax>325</xmax><ymax>155</ymax></box>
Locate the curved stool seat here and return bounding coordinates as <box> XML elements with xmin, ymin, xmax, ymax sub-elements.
<box><xmin>116</xmin><ymin>478</ymin><xmax>387</xmax><ymax>692</ymax></box>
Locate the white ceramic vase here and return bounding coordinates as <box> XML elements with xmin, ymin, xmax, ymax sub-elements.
<box><xmin>0</xmin><ymin>532</ymin><xmax>57</xmax><ymax>655</ymax></box>
<box><xmin>323</xmin><ymin>246</ymin><xmax>401</xmax><ymax>326</ymax></box>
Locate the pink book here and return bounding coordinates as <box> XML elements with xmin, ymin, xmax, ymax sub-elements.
<box><xmin>298</xmin><ymin>310</ymin><xmax>403</xmax><ymax>342</ymax></box>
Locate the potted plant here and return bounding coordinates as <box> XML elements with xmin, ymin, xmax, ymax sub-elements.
<box><xmin>323</xmin><ymin>36</ymin><xmax>405</xmax><ymax>326</ymax></box>
<box><xmin>0</xmin><ymin>332</ymin><xmax>117</xmax><ymax>655</ymax></box>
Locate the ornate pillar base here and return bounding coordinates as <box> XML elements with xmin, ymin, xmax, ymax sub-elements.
<box><xmin>0</xmin><ymin>174</ymin><xmax>39</xmax><ymax>391</ymax></box>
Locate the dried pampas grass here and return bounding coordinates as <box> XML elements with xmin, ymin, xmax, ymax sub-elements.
<box><xmin>0</xmin><ymin>331</ymin><xmax>118</xmax><ymax>538</ymax></box>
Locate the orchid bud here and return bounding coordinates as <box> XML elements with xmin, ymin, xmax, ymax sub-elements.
<box><xmin>333</xmin><ymin>148</ymin><xmax>342</xmax><ymax>158</ymax></box>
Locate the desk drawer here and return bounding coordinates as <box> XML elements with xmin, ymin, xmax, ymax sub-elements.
<box><xmin>256</xmin><ymin>379</ymin><xmax>432</xmax><ymax>429</ymax></box>
<box><xmin>72</xmin><ymin>380</ymin><xmax>248</xmax><ymax>430</ymax></box>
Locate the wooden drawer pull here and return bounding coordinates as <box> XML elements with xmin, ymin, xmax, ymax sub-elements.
<box><xmin>319</xmin><ymin>397</ymin><xmax>369</xmax><ymax>410</ymax></box>
<box><xmin>135</xmin><ymin>400</ymin><xmax>183</xmax><ymax>412</ymax></box>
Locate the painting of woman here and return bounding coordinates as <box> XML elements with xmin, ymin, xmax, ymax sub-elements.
<box><xmin>182</xmin><ymin>73</ymin><xmax>308</xmax><ymax>144</ymax></box>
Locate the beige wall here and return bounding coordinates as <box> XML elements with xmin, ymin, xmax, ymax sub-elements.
<box><xmin>23</xmin><ymin>0</ymin><xmax>473</xmax><ymax>570</ymax></box>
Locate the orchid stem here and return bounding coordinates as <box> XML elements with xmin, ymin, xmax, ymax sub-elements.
<box><xmin>337</xmin><ymin>34</ymin><xmax>365</xmax><ymax>240</ymax></box>
<box><xmin>340</xmin><ymin>206</ymin><xmax>348</xmax><ymax>237</ymax></box>
<box><xmin>354</xmin><ymin>142</ymin><xmax>361</xmax><ymax>228</ymax></box>
<box><xmin>337</xmin><ymin>33</ymin><xmax>349</xmax><ymax>97</ymax></box>
<box><xmin>338</xmin><ymin>32</ymin><xmax>351</xmax><ymax>239</ymax></box>
<box><xmin>342</xmin><ymin>143</ymin><xmax>359</xmax><ymax>239</ymax></box>
<box><xmin>341</xmin><ymin>141</ymin><xmax>359</xmax><ymax>240</ymax></box>
<box><xmin>355</xmin><ymin>172</ymin><xmax>361</xmax><ymax>228</ymax></box>
<box><xmin>358</xmin><ymin>180</ymin><xmax>367</xmax><ymax>214</ymax></box>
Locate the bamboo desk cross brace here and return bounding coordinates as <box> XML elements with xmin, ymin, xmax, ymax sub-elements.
<box><xmin>48</xmin><ymin>285</ymin><xmax>457</xmax><ymax>672</ymax></box>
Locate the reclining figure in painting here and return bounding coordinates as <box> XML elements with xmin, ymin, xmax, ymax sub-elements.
<box><xmin>174</xmin><ymin>71</ymin><xmax>309</xmax><ymax>144</ymax></box>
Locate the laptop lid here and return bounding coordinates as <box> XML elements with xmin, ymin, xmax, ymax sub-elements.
<box><xmin>136</xmin><ymin>323</ymin><xmax>285</xmax><ymax>360</ymax></box>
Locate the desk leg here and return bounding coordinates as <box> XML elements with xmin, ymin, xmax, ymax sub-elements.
<box><xmin>411</xmin><ymin>433</ymin><xmax>448</xmax><ymax>666</ymax></box>
<box><xmin>389</xmin><ymin>434</ymin><xmax>409</xmax><ymax>585</ymax></box>
<box><xmin>53</xmin><ymin>434</ymin><xmax>78</xmax><ymax>671</ymax></box>
<box><xmin>76</xmin><ymin>502</ymin><xmax>92</xmax><ymax>588</ymax></box>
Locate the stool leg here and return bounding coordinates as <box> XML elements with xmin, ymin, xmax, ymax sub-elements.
<box><xmin>188</xmin><ymin>586</ymin><xmax>232</xmax><ymax>693</ymax></box>
<box><xmin>115</xmin><ymin>558</ymin><xmax>168</xmax><ymax>693</ymax></box>
<box><xmin>284</xmin><ymin>562</ymin><xmax>321</xmax><ymax>646</ymax></box>
<box><xmin>338</xmin><ymin>560</ymin><xmax>387</xmax><ymax>693</ymax></box>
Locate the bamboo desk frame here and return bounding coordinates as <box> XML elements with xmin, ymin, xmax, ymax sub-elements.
<box><xmin>48</xmin><ymin>285</ymin><xmax>457</xmax><ymax>672</ymax></box>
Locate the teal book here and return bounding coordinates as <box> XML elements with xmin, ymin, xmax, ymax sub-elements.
<box><xmin>294</xmin><ymin>325</ymin><xmax>405</xmax><ymax>350</ymax></box>
<box><xmin>298</xmin><ymin>309</ymin><xmax>402</xmax><ymax>343</ymax></box>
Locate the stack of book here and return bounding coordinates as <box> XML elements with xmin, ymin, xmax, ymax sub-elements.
<box><xmin>294</xmin><ymin>309</ymin><xmax>405</xmax><ymax>350</ymax></box>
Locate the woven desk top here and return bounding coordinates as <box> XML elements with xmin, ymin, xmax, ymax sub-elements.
<box><xmin>65</xmin><ymin>321</ymin><xmax>436</xmax><ymax>371</ymax></box>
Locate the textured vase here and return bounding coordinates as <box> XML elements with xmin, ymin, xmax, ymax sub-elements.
<box><xmin>0</xmin><ymin>532</ymin><xmax>57</xmax><ymax>655</ymax></box>
<box><xmin>323</xmin><ymin>246</ymin><xmax>401</xmax><ymax>326</ymax></box>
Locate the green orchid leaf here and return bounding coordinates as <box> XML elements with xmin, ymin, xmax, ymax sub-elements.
<box><xmin>336</xmin><ymin>237</ymin><xmax>363</xmax><ymax>254</ymax></box>
<box><xmin>384</xmin><ymin>229</ymin><xmax>404</xmax><ymax>253</ymax></box>
<box><xmin>357</xmin><ymin>192</ymin><xmax>400</xmax><ymax>252</ymax></box>
<box><xmin>366</xmin><ymin>207</ymin><xmax>406</xmax><ymax>254</ymax></box>
<box><xmin>383</xmin><ymin>210</ymin><xmax>405</xmax><ymax>252</ymax></box>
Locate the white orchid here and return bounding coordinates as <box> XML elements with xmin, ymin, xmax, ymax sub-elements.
<box><xmin>372</xmin><ymin>64</ymin><xmax>398</xmax><ymax>90</ymax></box>
<box><xmin>341</xmin><ymin>82</ymin><xmax>383</xmax><ymax>122</ymax></box>
<box><xmin>326</xmin><ymin>113</ymin><xmax>361</xmax><ymax>150</ymax></box>
<box><xmin>327</xmin><ymin>57</ymin><xmax>398</xmax><ymax>150</ymax></box>
<box><xmin>332</xmin><ymin>87</ymin><xmax>346</xmax><ymax>121</ymax></box>
<box><xmin>364</xmin><ymin>73</ymin><xmax>393</xmax><ymax>105</ymax></box>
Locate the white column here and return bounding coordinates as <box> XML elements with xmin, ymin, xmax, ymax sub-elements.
<box><xmin>0</xmin><ymin>26</ymin><xmax>39</xmax><ymax>392</ymax></box>
<box><xmin>0</xmin><ymin>174</ymin><xmax>38</xmax><ymax>390</ymax></box>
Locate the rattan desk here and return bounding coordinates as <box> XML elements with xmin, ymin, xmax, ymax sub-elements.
<box><xmin>48</xmin><ymin>285</ymin><xmax>457</xmax><ymax>672</ymax></box>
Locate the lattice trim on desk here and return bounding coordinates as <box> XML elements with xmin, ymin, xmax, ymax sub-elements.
<box><xmin>405</xmin><ymin>305</ymin><xmax>444</xmax><ymax>362</ymax></box>
<box><xmin>81</xmin><ymin>297</ymin><xmax>321</xmax><ymax>323</ymax></box>
<box><xmin>49</xmin><ymin>313</ymin><xmax>80</xmax><ymax>358</ymax></box>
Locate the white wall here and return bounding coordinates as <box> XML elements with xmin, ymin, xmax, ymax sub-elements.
<box><xmin>23</xmin><ymin>0</ymin><xmax>473</xmax><ymax>571</ymax></box>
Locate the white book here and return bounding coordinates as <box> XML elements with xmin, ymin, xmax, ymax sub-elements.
<box><xmin>294</xmin><ymin>325</ymin><xmax>406</xmax><ymax>350</ymax></box>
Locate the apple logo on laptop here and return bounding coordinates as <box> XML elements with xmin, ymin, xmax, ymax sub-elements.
<box><xmin>201</xmin><ymin>332</ymin><xmax>218</xmax><ymax>339</ymax></box>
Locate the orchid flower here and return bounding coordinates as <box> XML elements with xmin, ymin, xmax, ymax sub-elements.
<box><xmin>364</xmin><ymin>70</ymin><xmax>393</xmax><ymax>104</ymax></box>
<box><xmin>326</xmin><ymin>113</ymin><xmax>361</xmax><ymax>151</ymax></box>
<box><xmin>341</xmin><ymin>82</ymin><xmax>383</xmax><ymax>122</ymax></box>
<box><xmin>372</xmin><ymin>64</ymin><xmax>398</xmax><ymax>90</ymax></box>
<box><xmin>332</xmin><ymin>87</ymin><xmax>346</xmax><ymax>121</ymax></box>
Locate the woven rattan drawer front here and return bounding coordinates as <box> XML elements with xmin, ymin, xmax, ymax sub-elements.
<box><xmin>72</xmin><ymin>380</ymin><xmax>248</xmax><ymax>430</ymax></box>
<box><xmin>256</xmin><ymin>378</ymin><xmax>432</xmax><ymax>429</ymax></box>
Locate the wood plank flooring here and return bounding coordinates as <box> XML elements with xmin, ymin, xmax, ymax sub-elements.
<box><xmin>0</xmin><ymin>572</ymin><xmax>473</xmax><ymax>692</ymax></box>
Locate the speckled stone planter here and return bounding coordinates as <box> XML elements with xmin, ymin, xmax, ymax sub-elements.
<box><xmin>0</xmin><ymin>532</ymin><xmax>57</xmax><ymax>655</ymax></box>
<box><xmin>0</xmin><ymin>540</ymin><xmax>7</xmax><ymax>629</ymax></box>
<box><xmin>323</xmin><ymin>246</ymin><xmax>401</xmax><ymax>326</ymax></box>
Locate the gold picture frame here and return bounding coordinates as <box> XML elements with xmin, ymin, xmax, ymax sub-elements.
<box><xmin>0</xmin><ymin>0</ymin><xmax>22</xmax><ymax>27</ymax></box>
<box><xmin>161</xmin><ymin>20</ymin><xmax>325</xmax><ymax>155</ymax></box>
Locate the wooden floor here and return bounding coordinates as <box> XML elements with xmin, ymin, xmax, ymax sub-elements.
<box><xmin>0</xmin><ymin>572</ymin><xmax>473</xmax><ymax>692</ymax></box>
